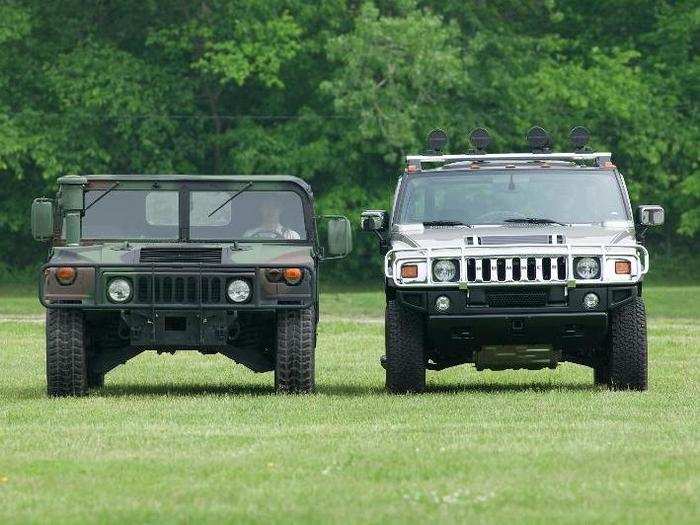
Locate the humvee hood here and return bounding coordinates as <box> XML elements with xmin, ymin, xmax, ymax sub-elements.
<box><xmin>50</xmin><ymin>243</ymin><xmax>314</xmax><ymax>267</ymax></box>
<box><xmin>391</xmin><ymin>223</ymin><xmax>636</xmax><ymax>250</ymax></box>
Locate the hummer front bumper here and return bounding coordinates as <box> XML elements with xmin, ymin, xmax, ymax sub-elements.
<box><xmin>395</xmin><ymin>284</ymin><xmax>638</xmax><ymax>352</ymax></box>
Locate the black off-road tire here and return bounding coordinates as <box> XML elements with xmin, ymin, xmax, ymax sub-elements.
<box><xmin>385</xmin><ymin>300</ymin><xmax>426</xmax><ymax>393</ymax></box>
<box><xmin>275</xmin><ymin>306</ymin><xmax>315</xmax><ymax>393</ymax></box>
<box><xmin>600</xmin><ymin>297</ymin><xmax>648</xmax><ymax>391</ymax></box>
<box><xmin>46</xmin><ymin>309</ymin><xmax>88</xmax><ymax>397</ymax></box>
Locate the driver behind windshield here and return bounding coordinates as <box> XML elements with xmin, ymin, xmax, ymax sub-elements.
<box><xmin>244</xmin><ymin>200</ymin><xmax>301</xmax><ymax>240</ymax></box>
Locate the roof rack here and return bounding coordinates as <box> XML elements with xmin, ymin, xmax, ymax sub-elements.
<box><xmin>406</xmin><ymin>152</ymin><xmax>612</xmax><ymax>171</ymax></box>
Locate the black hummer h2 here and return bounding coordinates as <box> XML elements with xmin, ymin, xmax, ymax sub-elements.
<box><xmin>362</xmin><ymin>128</ymin><xmax>664</xmax><ymax>392</ymax></box>
<box><xmin>31</xmin><ymin>174</ymin><xmax>352</xmax><ymax>396</ymax></box>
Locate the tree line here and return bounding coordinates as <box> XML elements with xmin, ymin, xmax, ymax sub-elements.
<box><xmin>0</xmin><ymin>0</ymin><xmax>697</xmax><ymax>279</ymax></box>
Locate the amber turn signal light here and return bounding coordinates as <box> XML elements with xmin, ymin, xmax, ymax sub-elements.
<box><xmin>282</xmin><ymin>267</ymin><xmax>303</xmax><ymax>285</ymax></box>
<box><xmin>401</xmin><ymin>264</ymin><xmax>418</xmax><ymax>279</ymax></box>
<box><xmin>615</xmin><ymin>260</ymin><xmax>632</xmax><ymax>274</ymax></box>
<box><xmin>55</xmin><ymin>266</ymin><xmax>77</xmax><ymax>285</ymax></box>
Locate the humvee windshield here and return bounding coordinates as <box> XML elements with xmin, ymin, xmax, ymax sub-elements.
<box><xmin>82</xmin><ymin>189</ymin><xmax>308</xmax><ymax>241</ymax></box>
<box><xmin>397</xmin><ymin>169</ymin><xmax>628</xmax><ymax>226</ymax></box>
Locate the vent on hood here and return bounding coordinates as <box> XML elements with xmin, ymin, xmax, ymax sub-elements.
<box><xmin>139</xmin><ymin>247</ymin><xmax>222</xmax><ymax>264</ymax></box>
<box><xmin>469</xmin><ymin>235</ymin><xmax>565</xmax><ymax>246</ymax></box>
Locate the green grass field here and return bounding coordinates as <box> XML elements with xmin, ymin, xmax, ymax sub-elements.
<box><xmin>0</xmin><ymin>285</ymin><xmax>698</xmax><ymax>524</ymax></box>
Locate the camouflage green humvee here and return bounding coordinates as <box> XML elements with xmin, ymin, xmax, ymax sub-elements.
<box><xmin>31</xmin><ymin>175</ymin><xmax>352</xmax><ymax>396</ymax></box>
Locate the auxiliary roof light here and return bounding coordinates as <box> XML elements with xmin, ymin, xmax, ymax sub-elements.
<box><xmin>427</xmin><ymin>129</ymin><xmax>448</xmax><ymax>153</ymax></box>
<box><xmin>526</xmin><ymin>126</ymin><xmax>552</xmax><ymax>153</ymax></box>
<box><xmin>469</xmin><ymin>127</ymin><xmax>491</xmax><ymax>153</ymax></box>
<box><xmin>569</xmin><ymin>126</ymin><xmax>590</xmax><ymax>151</ymax></box>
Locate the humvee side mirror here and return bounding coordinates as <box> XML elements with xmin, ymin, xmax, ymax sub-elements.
<box><xmin>360</xmin><ymin>210</ymin><xmax>387</xmax><ymax>232</ymax></box>
<box><xmin>637</xmin><ymin>205</ymin><xmax>665</xmax><ymax>226</ymax></box>
<box><xmin>323</xmin><ymin>216</ymin><xmax>352</xmax><ymax>259</ymax></box>
<box><xmin>31</xmin><ymin>198</ymin><xmax>54</xmax><ymax>241</ymax></box>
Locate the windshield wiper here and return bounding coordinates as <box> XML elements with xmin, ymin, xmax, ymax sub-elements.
<box><xmin>504</xmin><ymin>217</ymin><xmax>568</xmax><ymax>226</ymax></box>
<box><xmin>208</xmin><ymin>181</ymin><xmax>254</xmax><ymax>217</ymax></box>
<box><xmin>84</xmin><ymin>182</ymin><xmax>120</xmax><ymax>211</ymax></box>
<box><xmin>423</xmin><ymin>220</ymin><xmax>471</xmax><ymax>227</ymax></box>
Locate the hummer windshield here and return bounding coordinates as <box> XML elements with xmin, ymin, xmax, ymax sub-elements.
<box><xmin>396</xmin><ymin>169</ymin><xmax>628</xmax><ymax>226</ymax></box>
<box><xmin>82</xmin><ymin>187</ymin><xmax>308</xmax><ymax>241</ymax></box>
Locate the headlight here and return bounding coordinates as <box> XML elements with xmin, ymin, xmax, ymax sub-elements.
<box><xmin>575</xmin><ymin>257</ymin><xmax>600</xmax><ymax>279</ymax></box>
<box><xmin>433</xmin><ymin>259</ymin><xmax>458</xmax><ymax>282</ymax></box>
<box><xmin>107</xmin><ymin>278</ymin><xmax>132</xmax><ymax>303</ymax></box>
<box><xmin>227</xmin><ymin>279</ymin><xmax>251</xmax><ymax>303</ymax></box>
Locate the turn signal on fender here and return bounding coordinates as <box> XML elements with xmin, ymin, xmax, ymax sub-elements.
<box><xmin>55</xmin><ymin>267</ymin><xmax>77</xmax><ymax>285</ymax></box>
<box><xmin>615</xmin><ymin>260</ymin><xmax>632</xmax><ymax>274</ymax></box>
<box><xmin>283</xmin><ymin>267</ymin><xmax>304</xmax><ymax>285</ymax></box>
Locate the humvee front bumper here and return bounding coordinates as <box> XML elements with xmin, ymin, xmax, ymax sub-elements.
<box><xmin>39</xmin><ymin>262</ymin><xmax>315</xmax><ymax>310</ymax></box>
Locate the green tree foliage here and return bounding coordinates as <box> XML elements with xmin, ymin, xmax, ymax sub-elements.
<box><xmin>0</xmin><ymin>0</ymin><xmax>697</xmax><ymax>278</ymax></box>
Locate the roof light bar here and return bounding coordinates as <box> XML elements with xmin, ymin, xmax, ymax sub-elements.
<box><xmin>427</xmin><ymin>129</ymin><xmax>448</xmax><ymax>153</ymax></box>
<box><xmin>569</xmin><ymin>126</ymin><xmax>590</xmax><ymax>151</ymax></box>
<box><xmin>469</xmin><ymin>128</ymin><xmax>490</xmax><ymax>153</ymax></box>
<box><xmin>526</xmin><ymin>126</ymin><xmax>552</xmax><ymax>153</ymax></box>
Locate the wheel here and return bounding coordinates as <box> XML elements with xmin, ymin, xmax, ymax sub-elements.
<box><xmin>599</xmin><ymin>297</ymin><xmax>648</xmax><ymax>391</ymax></box>
<box><xmin>275</xmin><ymin>306</ymin><xmax>315</xmax><ymax>393</ymax></box>
<box><xmin>46</xmin><ymin>309</ymin><xmax>88</xmax><ymax>397</ymax></box>
<box><xmin>385</xmin><ymin>299</ymin><xmax>426</xmax><ymax>393</ymax></box>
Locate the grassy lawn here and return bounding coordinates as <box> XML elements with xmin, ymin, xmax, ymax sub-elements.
<box><xmin>0</xmin><ymin>284</ymin><xmax>698</xmax><ymax>524</ymax></box>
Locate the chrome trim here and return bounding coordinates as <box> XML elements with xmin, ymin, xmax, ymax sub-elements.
<box><xmin>386</xmin><ymin>243</ymin><xmax>647</xmax><ymax>288</ymax></box>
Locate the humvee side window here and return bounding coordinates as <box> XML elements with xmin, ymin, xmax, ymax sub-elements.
<box><xmin>189</xmin><ymin>190</ymin><xmax>307</xmax><ymax>241</ymax></box>
<box><xmin>82</xmin><ymin>190</ymin><xmax>179</xmax><ymax>240</ymax></box>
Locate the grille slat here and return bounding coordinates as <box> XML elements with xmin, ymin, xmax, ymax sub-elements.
<box><xmin>460</xmin><ymin>256</ymin><xmax>567</xmax><ymax>284</ymax></box>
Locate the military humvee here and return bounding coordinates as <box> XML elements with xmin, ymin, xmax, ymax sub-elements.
<box><xmin>362</xmin><ymin>127</ymin><xmax>664</xmax><ymax>393</ymax></box>
<box><xmin>31</xmin><ymin>175</ymin><xmax>352</xmax><ymax>396</ymax></box>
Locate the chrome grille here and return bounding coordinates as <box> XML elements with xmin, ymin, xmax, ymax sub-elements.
<box><xmin>464</xmin><ymin>256</ymin><xmax>567</xmax><ymax>283</ymax></box>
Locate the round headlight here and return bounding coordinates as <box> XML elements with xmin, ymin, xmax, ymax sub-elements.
<box><xmin>107</xmin><ymin>278</ymin><xmax>132</xmax><ymax>303</ymax></box>
<box><xmin>433</xmin><ymin>260</ymin><xmax>457</xmax><ymax>282</ymax></box>
<box><xmin>227</xmin><ymin>279</ymin><xmax>251</xmax><ymax>303</ymax></box>
<box><xmin>435</xmin><ymin>296</ymin><xmax>451</xmax><ymax>312</ymax></box>
<box><xmin>575</xmin><ymin>257</ymin><xmax>600</xmax><ymax>279</ymax></box>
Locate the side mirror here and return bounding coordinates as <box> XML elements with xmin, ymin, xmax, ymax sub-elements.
<box><xmin>31</xmin><ymin>198</ymin><xmax>54</xmax><ymax>241</ymax></box>
<box><xmin>360</xmin><ymin>210</ymin><xmax>387</xmax><ymax>232</ymax></box>
<box><xmin>637</xmin><ymin>205</ymin><xmax>665</xmax><ymax>226</ymax></box>
<box><xmin>323</xmin><ymin>216</ymin><xmax>352</xmax><ymax>259</ymax></box>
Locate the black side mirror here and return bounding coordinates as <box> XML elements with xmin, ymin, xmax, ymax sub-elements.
<box><xmin>637</xmin><ymin>205</ymin><xmax>665</xmax><ymax>226</ymax></box>
<box><xmin>360</xmin><ymin>210</ymin><xmax>387</xmax><ymax>232</ymax></box>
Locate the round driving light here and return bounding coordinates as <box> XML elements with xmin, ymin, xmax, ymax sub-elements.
<box><xmin>433</xmin><ymin>259</ymin><xmax>457</xmax><ymax>282</ymax></box>
<box><xmin>107</xmin><ymin>278</ymin><xmax>132</xmax><ymax>303</ymax></box>
<box><xmin>575</xmin><ymin>257</ymin><xmax>600</xmax><ymax>279</ymax></box>
<box><xmin>435</xmin><ymin>296</ymin><xmax>451</xmax><ymax>312</ymax></box>
<box><xmin>583</xmin><ymin>293</ymin><xmax>599</xmax><ymax>310</ymax></box>
<box><xmin>227</xmin><ymin>279</ymin><xmax>251</xmax><ymax>303</ymax></box>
